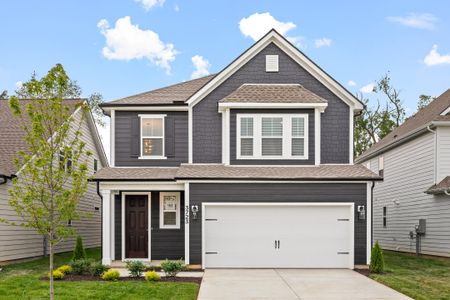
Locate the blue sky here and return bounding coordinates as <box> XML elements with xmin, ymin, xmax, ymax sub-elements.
<box><xmin>1</xmin><ymin>0</ymin><xmax>450</xmax><ymax>155</ymax></box>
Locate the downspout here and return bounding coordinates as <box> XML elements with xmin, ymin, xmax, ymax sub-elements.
<box><xmin>427</xmin><ymin>125</ymin><xmax>437</xmax><ymax>184</ymax></box>
<box><xmin>96</xmin><ymin>181</ymin><xmax>103</xmax><ymax>259</ymax></box>
<box><xmin>371</xmin><ymin>181</ymin><xmax>375</xmax><ymax>251</ymax></box>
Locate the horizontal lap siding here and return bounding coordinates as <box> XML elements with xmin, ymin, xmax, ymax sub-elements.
<box><xmin>193</xmin><ymin>42</ymin><xmax>350</xmax><ymax>164</ymax></box>
<box><xmin>0</xmin><ymin>113</ymin><xmax>103</xmax><ymax>262</ymax></box>
<box><xmin>189</xmin><ymin>183</ymin><xmax>367</xmax><ymax>265</ymax></box>
<box><xmin>368</xmin><ymin>132</ymin><xmax>450</xmax><ymax>257</ymax></box>
<box><xmin>230</xmin><ymin>109</ymin><xmax>315</xmax><ymax>165</ymax></box>
<box><xmin>115</xmin><ymin>111</ymin><xmax>188</xmax><ymax>166</ymax></box>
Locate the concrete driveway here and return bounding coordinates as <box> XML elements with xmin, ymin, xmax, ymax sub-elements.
<box><xmin>198</xmin><ymin>269</ymin><xmax>412</xmax><ymax>300</ymax></box>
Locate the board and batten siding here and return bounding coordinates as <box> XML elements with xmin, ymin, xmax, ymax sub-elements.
<box><xmin>367</xmin><ymin>131</ymin><xmax>450</xmax><ymax>257</ymax></box>
<box><xmin>188</xmin><ymin>183</ymin><xmax>367</xmax><ymax>265</ymax></box>
<box><xmin>0</xmin><ymin>111</ymin><xmax>104</xmax><ymax>262</ymax></box>
<box><xmin>437</xmin><ymin>126</ymin><xmax>450</xmax><ymax>183</ymax></box>
<box><xmin>114</xmin><ymin>111</ymin><xmax>188</xmax><ymax>167</ymax></box>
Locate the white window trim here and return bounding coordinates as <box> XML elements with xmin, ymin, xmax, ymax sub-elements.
<box><xmin>378</xmin><ymin>156</ymin><xmax>384</xmax><ymax>171</ymax></box>
<box><xmin>138</xmin><ymin>114</ymin><xmax>167</xmax><ymax>159</ymax></box>
<box><xmin>159</xmin><ymin>192</ymin><xmax>181</xmax><ymax>229</ymax></box>
<box><xmin>236</xmin><ymin>113</ymin><xmax>309</xmax><ymax>160</ymax></box>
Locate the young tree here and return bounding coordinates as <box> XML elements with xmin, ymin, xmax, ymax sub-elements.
<box><xmin>417</xmin><ymin>94</ymin><xmax>435</xmax><ymax>111</ymax></box>
<box><xmin>3</xmin><ymin>64</ymin><xmax>94</xmax><ymax>300</ymax></box>
<box><xmin>354</xmin><ymin>73</ymin><xmax>405</xmax><ymax>157</ymax></box>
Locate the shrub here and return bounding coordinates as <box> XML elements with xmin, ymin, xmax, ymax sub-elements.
<box><xmin>56</xmin><ymin>265</ymin><xmax>72</xmax><ymax>275</ymax></box>
<box><xmin>160</xmin><ymin>259</ymin><xmax>185</xmax><ymax>277</ymax></box>
<box><xmin>102</xmin><ymin>270</ymin><xmax>120</xmax><ymax>281</ymax></box>
<box><xmin>72</xmin><ymin>235</ymin><xmax>87</xmax><ymax>261</ymax></box>
<box><xmin>48</xmin><ymin>270</ymin><xmax>64</xmax><ymax>280</ymax></box>
<box><xmin>370</xmin><ymin>241</ymin><xmax>385</xmax><ymax>274</ymax></box>
<box><xmin>71</xmin><ymin>258</ymin><xmax>94</xmax><ymax>275</ymax></box>
<box><xmin>126</xmin><ymin>260</ymin><xmax>146</xmax><ymax>277</ymax></box>
<box><xmin>145</xmin><ymin>271</ymin><xmax>160</xmax><ymax>282</ymax></box>
<box><xmin>89</xmin><ymin>261</ymin><xmax>109</xmax><ymax>277</ymax></box>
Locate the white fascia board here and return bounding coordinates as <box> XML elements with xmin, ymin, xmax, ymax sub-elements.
<box><xmin>440</xmin><ymin>105</ymin><xmax>450</xmax><ymax>115</ymax></box>
<box><xmin>102</xmin><ymin>106</ymin><xmax>188</xmax><ymax>115</ymax></box>
<box><xmin>218</xmin><ymin>102</ymin><xmax>328</xmax><ymax>112</ymax></box>
<box><xmin>187</xmin><ymin>31</ymin><xmax>363</xmax><ymax>112</ymax></box>
<box><xmin>176</xmin><ymin>180</ymin><xmax>372</xmax><ymax>184</ymax></box>
<box><xmin>99</xmin><ymin>181</ymin><xmax>184</xmax><ymax>191</ymax></box>
<box><xmin>432</xmin><ymin>121</ymin><xmax>450</xmax><ymax>127</ymax></box>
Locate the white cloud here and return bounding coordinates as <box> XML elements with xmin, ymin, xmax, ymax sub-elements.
<box><xmin>191</xmin><ymin>55</ymin><xmax>211</xmax><ymax>79</ymax></box>
<box><xmin>135</xmin><ymin>0</ymin><xmax>165</xmax><ymax>11</ymax></box>
<box><xmin>97</xmin><ymin>117</ymin><xmax>110</xmax><ymax>163</ymax></box>
<box><xmin>348</xmin><ymin>80</ymin><xmax>357</xmax><ymax>87</ymax></box>
<box><xmin>287</xmin><ymin>36</ymin><xmax>306</xmax><ymax>49</ymax></box>
<box><xmin>239</xmin><ymin>12</ymin><xmax>296</xmax><ymax>41</ymax></box>
<box><xmin>174</xmin><ymin>4</ymin><xmax>179</xmax><ymax>12</ymax></box>
<box><xmin>424</xmin><ymin>44</ymin><xmax>450</xmax><ymax>66</ymax></box>
<box><xmin>360</xmin><ymin>83</ymin><xmax>375</xmax><ymax>93</ymax></box>
<box><xmin>314</xmin><ymin>38</ymin><xmax>332</xmax><ymax>48</ymax></box>
<box><xmin>15</xmin><ymin>81</ymin><xmax>23</xmax><ymax>89</ymax></box>
<box><xmin>97</xmin><ymin>16</ymin><xmax>177</xmax><ymax>73</ymax></box>
<box><xmin>386</xmin><ymin>13</ymin><xmax>438</xmax><ymax>30</ymax></box>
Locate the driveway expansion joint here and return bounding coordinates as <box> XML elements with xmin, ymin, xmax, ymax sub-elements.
<box><xmin>274</xmin><ymin>269</ymin><xmax>302</xmax><ymax>300</ymax></box>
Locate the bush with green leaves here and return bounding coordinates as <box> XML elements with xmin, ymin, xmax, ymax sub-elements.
<box><xmin>126</xmin><ymin>260</ymin><xmax>146</xmax><ymax>277</ymax></box>
<box><xmin>145</xmin><ymin>271</ymin><xmax>160</xmax><ymax>282</ymax></box>
<box><xmin>160</xmin><ymin>259</ymin><xmax>185</xmax><ymax>277</ymax></box>
<box><xmin>70</xmin><ymin>258</ymin><xmax>94</xmax><ymax>275</ymax></box>
<box><xmin>370</xmin><ymin>241</ymin><xmax>385</xmax><ymax>274</ymax></box>
<box><xmin>48</xmin><ymin>270</ymin><xmax>64</xmax><ymax>280</ymax></box>
<box><xmin>89</xmin><ymin>261</ymin><xmax>109</xmax><ymax>277</ymax></box>
<box><xmin>72</xmin><ymin>235</ymin><xmax>86</xmax><ymax>261</ymax></box>
<box><xmin>102</xmin><ymin>270</ymin><xmax>120</xmax><ymax>281</ymax></box>
<box><xmin>56</xmin><ymin>265</ymin><xmax>72</xmax><ymax>275</ymax></box>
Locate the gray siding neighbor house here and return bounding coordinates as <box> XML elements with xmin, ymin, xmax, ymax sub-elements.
<box><xmin>93</xmin><ymin>30</ymin><xmax>381</xmax><ymax>269</ymax></box>
<box><xmin>0</xmin><ymin>100</ymin><xmax>108</xmax><ymax>262</ymax></box>
<box><xmin>357</xmin><ymin>89</ymin><xmax>450</xmax><ymax>257</ymax></box>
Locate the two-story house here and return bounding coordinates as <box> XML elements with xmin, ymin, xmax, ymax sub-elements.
<box><xmin>357</xmin><ymin>89</ymin><xmax>450</xmax><ymax>257</ymax></box>
<box><xmin>93</xmin><ymin>30</ymin><xmax>381</xmax><ymax>269</ymax></box>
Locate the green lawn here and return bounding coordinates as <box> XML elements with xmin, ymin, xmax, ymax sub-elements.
<box><xmin>370</xmin><ymin>250</ymin><xmax>450</xmax><ymax>300</ymax></box>
<box><xmin>0</xmin><ymin>248</ymin><xmax>199</xmax><ymax>300</ymax></box>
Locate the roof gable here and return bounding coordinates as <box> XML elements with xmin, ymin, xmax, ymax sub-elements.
<box><xmin>186</xmin><ymin>29</ymin><xmax>363</xmax><ymax>112</ymax></box>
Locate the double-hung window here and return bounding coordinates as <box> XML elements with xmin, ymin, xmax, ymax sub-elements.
<box><xmin>139</xmin><ymin>114</ymin><xmax>166</xmax><ymax>159</ymax></box>
<box><xmin>160</xmin><ymin>192</ymin><xmax>180</xmax><ymax>229</ymax></box>
<box><xmin>237</xmin><ymin>114</ymin><xmax>308</xmax><ymax>159</ymax></box>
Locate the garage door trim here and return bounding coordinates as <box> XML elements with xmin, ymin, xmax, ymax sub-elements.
<box><xmin>201</xmin><ymin>202</ymin><xmax>355</xmax><ymax>269</ymax></box>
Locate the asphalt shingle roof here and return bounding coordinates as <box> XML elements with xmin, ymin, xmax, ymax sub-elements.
<box><xmin>357</xmin><ymin>89</ymin><xmax>450</xmax><ymax>162</ymax></box>
<box><xmin>425</xmin><ymin>176</ymin><xmax>450</xmax><ymax>195</ymax></box>
<box><xmin>220</xmin><ymin>84</ymin><xmax>327</xmax><ymax>104</ymax></box>
<box><xmin>92</xmin><ymin>167</ymin><xmax>179</xmax><ymax>181</ymax></box>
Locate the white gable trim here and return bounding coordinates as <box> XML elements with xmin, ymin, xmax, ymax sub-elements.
<box><xmin>186</xmin><ymin>30</ymin><xmax>363</xmax><ymax>112</ymax></box>
<box><xmin>218</xmin><ymin>102</ymin><xmax>328</xmax><ymax>112</ymax></box>
<box><xmin>440</xmin><ymin>105</ymin><xmax>450</xmax><ymax>116</ymax></box>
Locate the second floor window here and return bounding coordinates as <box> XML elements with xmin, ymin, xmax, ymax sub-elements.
<box><xmin>237</xmin><ymin>114</ymin><xmax>308</xmax><ymax>160</ymax></box>
<box><xmin>139</xmin><ymin>115</ymin><xmax>166</xmax><ymax>158</ymax></box>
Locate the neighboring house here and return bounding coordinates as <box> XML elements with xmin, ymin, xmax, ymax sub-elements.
<box><xmin>0</xmin><ymin>99</ymin><xmax>108</xmax><ymax>262</ymax></box>
<box><xmin>93</xmin><ymin>30</ymin><xmax>381</xmax><ymax>269</ymax></box>
<box><xmin>357</xmin><ymin>89</ymin><xmax>450</xmax><ymax>257</ymax></box>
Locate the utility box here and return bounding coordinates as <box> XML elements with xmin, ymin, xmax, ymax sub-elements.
<box><xmin>416</xmin><ymin>219</ymin><xmax>426</xmax><ymax>235</ymax></box>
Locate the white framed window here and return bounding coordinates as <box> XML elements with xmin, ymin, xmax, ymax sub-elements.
<box><xmin>236</xmin><ymin>113</ymin><xmax>309</xmax><ymax>160</ymax></box>
<box><xmin>139</xmin><ymin>114</ymin><xmax>166</xmax><ymax>159</ymax></box>
<box><xmin>159</xmin><ymin>192</ymin><xmax>180</xmax><ymax>229</ymax></box>
<box><xmin>378</xmin><ymin>156</ymin><xmax>384</xmax><ymax>176</ymax></box>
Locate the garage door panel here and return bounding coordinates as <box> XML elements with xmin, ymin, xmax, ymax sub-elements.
<box><xmin>204</xmin><ymin>204</ymin><xmax>353</xmax><ymax>268</ymax></box>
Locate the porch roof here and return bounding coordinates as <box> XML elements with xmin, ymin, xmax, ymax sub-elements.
<box><xmin>425</xmin><ymin>176</ymin><xmax>450</xmax><ymax>195</ymax></box>
<box><xmin>92</xmin><ymin>167</ymin><xmax>178</xmax><ymax>181</ymax></box>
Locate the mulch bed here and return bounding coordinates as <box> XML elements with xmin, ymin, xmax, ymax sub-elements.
<box><xmin>354</xmin><ymin>268</ymin><xmax>370</xmax><ymax>276</ymax></box>
<box><xmin>40</xmin><ymin>274</ymin><xmax>202</xmax><ymax>284</ymax></box>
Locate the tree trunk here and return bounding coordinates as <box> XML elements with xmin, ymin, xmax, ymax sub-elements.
<box><xmin>49</xmin><ymin>241</ymin><xmax>54</xmax><ymax>300</ymax></box>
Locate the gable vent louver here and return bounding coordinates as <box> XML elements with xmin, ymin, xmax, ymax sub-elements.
<box><xmin>265</xmin><ymin>55</ymin><xmax>279</xmax><ymax>72</ymax></box>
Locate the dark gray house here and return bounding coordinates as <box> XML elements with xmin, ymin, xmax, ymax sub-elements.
<box><xmin>93</xmin><ymin>30</ymin><xmax>381</xmax><ymax>269</ymax></box>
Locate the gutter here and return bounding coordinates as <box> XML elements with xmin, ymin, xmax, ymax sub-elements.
<box><xmin>96</xmin><ymin>181</ymin><xmax>103</xmax><ymax>262</ymax></box>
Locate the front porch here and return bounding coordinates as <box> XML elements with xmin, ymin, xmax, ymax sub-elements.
<box><xmin>98</xmin><ymin>180</ymin><xmax>190</xmax><ymax>266</ymax></box>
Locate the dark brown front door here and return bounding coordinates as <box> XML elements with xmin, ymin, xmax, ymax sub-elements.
<box><xmin>125</xmin><ymin>195</ymin><xmax>148</xmax><ymax>258</ymax></box>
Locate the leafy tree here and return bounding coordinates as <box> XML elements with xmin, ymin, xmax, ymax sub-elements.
<box><xmin>354</xmin><ymin>73</ymin><xmax>405</xmax><ymax>157</ymax></box>
<box><xmin>417</xmin><ymin>94</ymin><xmax>435</xmax><ymax>111</ymax></box>
<box><xmin>72</xmin><ymin>235</ymin><xmax>86</xmax><ymax>261</ymax></box>
<box><xmin>2</xmin><ymin>64</ymin><xmax>94</xmax><ymax>300</ymax></box>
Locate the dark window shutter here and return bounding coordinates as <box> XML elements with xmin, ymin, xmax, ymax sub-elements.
<box><xmin>165</xmin><ymin>117</ymin><xmax>175</xmax><ymax>158</ymax></box>
<box><xmin>130</xmin><ymin>116</ymin><xmax>140</xmax><ymax>158</ymax></box>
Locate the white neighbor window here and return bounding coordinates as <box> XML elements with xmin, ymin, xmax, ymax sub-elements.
<box><xmin>237</xmin><ymin>114</ymin><xmax>308</xmax><ymax>159</ymax></box>
<box><xmin>139</xmin><ymin>114</ymin><xmax>166</xmax><ymax>159</ymax></box>
<box><xmin>160</xmin><ymin>192</ymin><xmax>180</xmax><ymax>229</ymax></box>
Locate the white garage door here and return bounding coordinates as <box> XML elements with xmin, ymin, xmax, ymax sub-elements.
<box><xmin>203</xmin><ymin>203</ymin><xmax>354</xmax><ymax>269</ymax></box>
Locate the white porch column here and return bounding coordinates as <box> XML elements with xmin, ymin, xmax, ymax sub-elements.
<box><xmin>184</xmin><ymin>183</ymin><xmax>190</xmax><ymax>264</ymax></box>
<box><xmin>101</xmin><ymin>189</ymin><xmax>112</xmax><ymax>265</ymax></box>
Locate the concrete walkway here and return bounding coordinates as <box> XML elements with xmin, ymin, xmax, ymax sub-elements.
<box><xmin>198</xmin><ymin>269</ymin><xmax>412</xmax><ymax>300</ymax></box>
